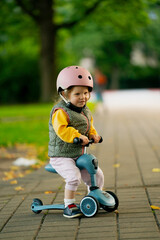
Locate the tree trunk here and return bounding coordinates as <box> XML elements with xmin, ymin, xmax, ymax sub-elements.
<box><xmin>16</xmin><ymin>0</ymin><xmax>100</xmax><ymax>102</ymax></box>
<box><xmin>38</xmin><ymin>0</ymin><xmax>57</xmax><ymax>102</ymax></box>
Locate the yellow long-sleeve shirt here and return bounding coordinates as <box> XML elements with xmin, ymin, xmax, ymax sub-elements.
<box><xmin>52</xmin><ymin>109</ymin><xmax>97</xmax><ymax>143</ymax></box>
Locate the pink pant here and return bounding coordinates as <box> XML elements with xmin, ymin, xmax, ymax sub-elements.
<box><xmin>50</xmin><ymin>157</ymin><xmax>104</xmax><ymax>191</ymax></box>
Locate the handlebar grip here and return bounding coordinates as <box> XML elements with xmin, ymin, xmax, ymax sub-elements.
<box><xmin>73</xmin><ymin>137</ymin><xmax>83</xmax><ymax>144</ymax></box>
<box><xmin>73</xmin><ymin>137</ymin><xmax>103</xmax><ymax>145</ymax></box>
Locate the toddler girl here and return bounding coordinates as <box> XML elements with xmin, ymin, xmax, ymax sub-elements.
<box><xmin>49</xmin><ymin>66</ymin><xmax>104</xmax><ymax>218</ymax></box>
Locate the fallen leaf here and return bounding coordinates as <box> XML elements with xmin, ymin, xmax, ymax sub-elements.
<box><xmin>152</xmin><ymin>168</ymin><xmax>160</xmax><ymax>172</ymax></box>
<box><xmin>38</xmin><ymin>161</ymin><xmax>45</xmax><ymax>166</ymax></box>
<box><xmin>113</xmin><ymin>164</ymin><xmax>120</xmax><ymax>168</ymax></box>
<box><xmin>24</xmin><ymin>169</ymin><xmax>33</xmax><ymax>175</ymax></box>
<box><xmin>5</xmin><ymin>153</ymin><xmax>17</xmax><ymax>158</ymax></box>
<box><xmin>17</xmin><ymin>173</ymin><xmax>25</xmax><ymax>178</ymax></box>
<box><xmin>10</xmin><ymin>166</ymin><xmax>20</xmax><ymax>171</ymax></box>
<box><xmin>75</xmin><ymin>192</ymin><xmax>82</xmax><ymax>195</ymax></box>
<box><xmin>31</xmin><ymin>164</ymin><xmax>41</xmax><ymax>169</ymax></box>
<box><xmin>44</xmin><ymin>191</ymin><xmax>54</xmax><ymax>194</ymax></box>
<box><xmin>15</xmin><ymin>186</ymin><xmax>24</xmax><ymax>191</ymax></box>
<box><xmin>4</xmin><ymin>171</ymin><xmax>17</xmax><ymax>180</ymax></box>
<box><xmin>151</xmin><ymin>205</ymin><xmax>160</xmax><ymax>210</ymax></box>
<box><xmin>10</xmin><ymin>180</ymin><xmax>18</xmax><ymax>185</ymax></box>
<box><xmin>2</xmin><ymin>177</ymin><xmax>9</xmax><ymax>181</ymax></box>
<box><xmin>114</xmin><ymin>210</ymin><xmax>119</xmax><ymax>214</ymax></box>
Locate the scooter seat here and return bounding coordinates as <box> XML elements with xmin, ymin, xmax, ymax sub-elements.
<box><xmin>45</xmin><ymin>164</ymin><xmax>57</xmax><ymax>173</ymax></box>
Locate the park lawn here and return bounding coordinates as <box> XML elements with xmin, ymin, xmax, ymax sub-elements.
<box><xmin>0</xmin><ymin>102</ymin><xmax>96</xmax><ymax>147</ymax></box>
<box><xmin>0</xmin><ymin>103</ymin><xmax>53</xmax><ymax>118</ymax></box>
<box><xmin>0</xmin><ymin>103</ymin><xmax>53</xmax><ymax>147</ymax></box>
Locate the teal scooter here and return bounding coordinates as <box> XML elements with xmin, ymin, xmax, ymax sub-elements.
<box><xmin>31</xmin><ymin>138</ymin><xmax>119</xmax><ymax>217</ymax></box>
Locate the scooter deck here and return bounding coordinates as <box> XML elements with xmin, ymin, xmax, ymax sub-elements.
<box><xmin>32</xmin><ymin>203</ymin><xmax>80</xmax><ymax>212</ymax></box>
<box><xmin>32</xmin><ymin>204</ymin><xmax>65</xmax><ymax>212</ymax></box>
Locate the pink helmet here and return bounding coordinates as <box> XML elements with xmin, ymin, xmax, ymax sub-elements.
<box><xmin>56</xmin><ymin>66</ymin><xmax>93</xmax><ymax>92</ymax></box>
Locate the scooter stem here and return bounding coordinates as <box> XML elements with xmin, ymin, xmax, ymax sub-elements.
<box><xmin>90</xmin><ymin>174</ymin><xmax>97</xmax><ymax>187</ymax></box>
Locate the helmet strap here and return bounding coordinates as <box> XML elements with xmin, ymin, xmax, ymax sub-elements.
<box><xmin>59</xmin><ymin>92</ymin><xmax>68</xmax><ymax>104</ymax></box>
<box><xmin>59</xmin><ymin>92</ymin><xmax>84</xmax><ymax>113</ymax></box>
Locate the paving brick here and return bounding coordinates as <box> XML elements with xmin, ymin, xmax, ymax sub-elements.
<box><xmin>1</xmin><ymin>103</ymin><xmax>160</xmax><ymax>239</ymax></box>
<box><xmin>120</xmin><ymin>231</ymin><xmax>160</xmax><ymax>239</ymax></box>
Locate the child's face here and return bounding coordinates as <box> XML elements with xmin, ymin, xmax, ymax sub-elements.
<box><xmin>67</xmin><ymin>86</ymin><xmax>90</xmax><ymax>108</ymax></box>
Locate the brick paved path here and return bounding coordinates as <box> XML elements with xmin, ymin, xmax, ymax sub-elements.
<box><xmin>0</xmin><ymin>95</ymin><xmax>160</xmax><ymax>239</ymax></box>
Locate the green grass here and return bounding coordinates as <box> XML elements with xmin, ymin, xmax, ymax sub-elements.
<box><xmin>0</xmin><ymin>103</ymin><xmax>53</xmax><ymax>147</ymax></box>
<box><xmin>0</xmin><ymin>103</ymin><xmax>53</xmax><ymax>118</ymax></box>
<box><xmin>0</xmin><ymin>102</ymin><xmax>96</xmax><ymax>147</ymax></box>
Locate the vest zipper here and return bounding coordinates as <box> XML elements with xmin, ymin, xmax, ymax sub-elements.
<box><xmin>82</xmin><ymin>146</ymin><xmax>84</xmax><ymax>155</ymax></box>
<box><xmin>81</xmin><ymin>112</ymin><xmax>89</xmax><ymax>155</ymax></box>
<box><xmin>81</xmin><ymin>112</ymin><xmax>89</xmax><ymax>134</ymax></box>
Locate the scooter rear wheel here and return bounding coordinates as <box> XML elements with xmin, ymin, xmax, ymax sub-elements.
<box><xmin>80</xmin><ymin>196</ymin><xmax>99</xmax><ymax>217</ymax></box>
<box><xmin>101</xmin><ymin>191</ymin><xmax>119</xmax><ymax>212</ymax></box>
<box><xmin>31</xmin><ymin>198</ymin><xmax>43</xmax><ymax>214</ymax></box>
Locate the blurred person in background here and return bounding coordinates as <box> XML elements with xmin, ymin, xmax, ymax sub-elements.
<box><xmin>94</xmin><ymin>68</ymin><xmax>108</xmax><ymax>112</ymax></box>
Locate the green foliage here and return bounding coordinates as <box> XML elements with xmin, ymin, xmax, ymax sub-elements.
<box><xmin>56</xmin><ymin>1</ymin><xmax>145</xmax><ymax>65</ymax></box>
<box><xmin>121</xmin><ymin>66</ymin><xmax>160</xmax><ymax>89</ymax></box>
<box><xmin>0</xmin><ymin>0</ymin><xmax>40</xmax><ymax>103</ymax></box>
<box><xmin>0</xmin><ymin>0</ymin><xmax>160</xmax><ymax>103</ymax></box>
<box><xmin>0</xmin><ymin>46</ymin><xmax>40</xmax><ymax>103</ymax></box>
<box><xmin>58</xmin><ymin>0</ymin><xmax>160</xmax><ymax>89</ymax></box>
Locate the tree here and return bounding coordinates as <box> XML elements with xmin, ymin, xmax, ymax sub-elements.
<box><xmin>1</xmin><ymin>0</ymin><xmax>157</xmax><ymax>103</ymax></box>
<box><xmin>64</xmin><ymin>0</ymin><xmax>152</xmax><ymax>89</ymax></box>
<box><xmin>15</xmin><ymin>0</ymin><xmax>101</xmax><ymax>102</ymax></box>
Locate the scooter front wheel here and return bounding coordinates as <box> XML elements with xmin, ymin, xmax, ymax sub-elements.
<box><xmin>80</xmin><ymin>196</ymin><xmax>99</xmax><ymax>217</ymax></box>
<box><xmin>101</xmin><ymin>191</ymin><xmax>119</xmax><ymax>212</ymax></box>
<box><xmin>31</xmin><ymin>198</ymin><xmax>43</xmax><ymax>214</ymax></box>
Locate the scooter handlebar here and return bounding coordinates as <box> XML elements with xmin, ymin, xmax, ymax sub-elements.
<box><xmin>73</xmin><ymin>136</ymin><xmax>103</xmax><ymax>146</ymax></box>
<box><xmin>98</xmin><ymin>137</ymin><xmax>103</xmax><ymax>143</ymax></box>
<box><xmin>73</xmin><ymin>138</ymin><xmax>83</xmax><ymax>144</ymax></box>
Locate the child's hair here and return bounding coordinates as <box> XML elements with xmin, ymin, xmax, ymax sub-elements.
<box><xmin>62</xmin><ymin>86</ymin><xmax>91</xmax><ymax>100</ymax></box>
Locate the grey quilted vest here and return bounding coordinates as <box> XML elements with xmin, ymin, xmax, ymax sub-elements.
<box><xmin>48</xmin><ymin>100</ymin><xmax>91</xmax><ymax>158</ymax></box>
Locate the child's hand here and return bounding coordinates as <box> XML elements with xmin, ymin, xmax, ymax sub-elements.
<box><xmin>79</xmin><ymin>135</ymin><xmax>89</xmax><ymax>145</ymax></box>
<box><xmin>89</xmin><ymin>134</ymin><xmax>101</xmax><ymax>143</ymax></box>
